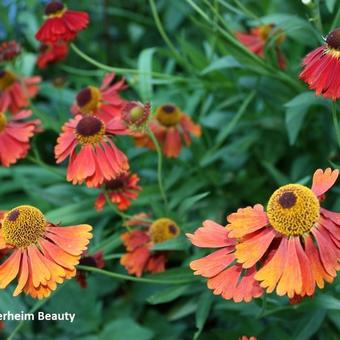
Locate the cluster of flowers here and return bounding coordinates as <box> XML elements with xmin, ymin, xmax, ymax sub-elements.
<box><xmin>0</xmin><ymin>0</ymin><xmax>340</xmax><ymax>311</ymax></box>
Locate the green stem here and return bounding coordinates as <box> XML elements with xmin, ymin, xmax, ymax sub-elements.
<box><xmin>147</xmin><ymin>128</ymin><xmax>168</xmax><ymax>211</ymax></box>
<box><xmin>70</xmin><ymin>44</ymin><xmax>188</xmax><ymax>82</ymax></box>
<box><xmin>149</xmin><ymin>0</ymin><xmax>188</xmax><ymax>68</ymax></box>
<box><xmin>104</xmin><ymin>253</ymin><xmax>124</xmax><ymax>260</ymax></box>
<box><xmin>233</xmin><ymin>0</ymin><xmax>259</xmax><ymax>20</ymax></box>
<box><xmin>331</xmin><ymin>101</ymin><xmax>340</xmax><ymax>148</ymax></box>
<box><xmin>27</xmin><ymin>156</ymin><xmax>64</xmax><ymax>178</ymax></box>
<box><xmin>78</xmin><ymin>265</ymin><xmax>196</xmax><ymax>284</ymax></box>
<box><xmin>313</xmin><ymin>0</ymin><xmax>323</xmax><ymax>33</ymax></box>
<box><xmin>331</xmin><ymin>3</ymin><xmax>340</xmax><ymax>30</ymax></box>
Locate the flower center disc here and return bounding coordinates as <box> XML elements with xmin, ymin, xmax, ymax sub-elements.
<box><xmin>0</xmin><ymin>70</ymin><xmax>16</xmax><ymax>91</ymax></box>
<box><xmin>0</xmin><ymin>113</ymin><xmax>7</xmax><ymax>132</ymax></box>
<box><xmin>156</xmin><ymin>104</ymin><xmax>182</xmax><ymax>127</ymax></box>
<box><xmin>75</xmin><ymin>116</ymin><xmax>105</xmax><ymax>145</ymax></box>
<box><xmin>76</xmin><ymin>86</ymin><xmax>102</xmax><ymax>114</ymax></box>
<box><xmin>149</xmin><ymin>218</ymin><xmax>180</xmax><ymax>243</ymax></box>
<box><xmin>2</xmin><ymin>205</ymin><xmax>46</xmax><ymax>248</ymax></box>
<box><xmin>267</xmin><ymin>184</ymin><xmax>320</xmax><ymax>237</ymax></box>
<box><xmin>45</xmin><ymin>1</ymin><xmax>65</xmax><ymax>17</ymax></box>
<box><xmin>326</xmin><ymin>28</ymin><xmax>340</xmax><ymax>50</ymax></box>
<box><xmin>105</xmin><ymin>178</ymin><xmax>125</xmax><ymax>191</ymax></box>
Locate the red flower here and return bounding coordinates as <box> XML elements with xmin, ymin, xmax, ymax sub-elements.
<box><xmin>0</xmin><ymin>70</ymin><xmax>41</xmax><ymax>114</ymax></box>
<box><xmin>55</xmin><ymin>115</ymin><xmax>129</xmax><ymax>187</ymax></box>
<box><xmin>76</xmin><ymin>252</ymin><xmax>105</xmax><ymax>288</ymax></box>
<box><xmin>122</xmin><ymin>101</ymin><xmax>150</xmax><ymax>129</ymax></box>
<box><xmin>71</xmin><ymin>73</ymin><xmax>127</xmax><ymax>122</ymax></box>
<box><xmin>121</xmin><ymin>218</ymin><xmax>180</xmax><ymax>277</ymax></box>
<box><xmin>236</xmin><ymin>24</ymin><xmax>286</xmax><ymax>69</ymax></box>
<box><xmin>188</xmin><ymin>168</ymin><xmax>340</xmax><ymax>302</ymax></box>
<box><xmin>0</xmin><ymin>110</ymin><xmax>41</xmax><ymax>167</ymax></box>
<box><xmin>0</xmin><ymin>40</ymin><xmax>21</xmax><ymax>62</ymax></box>
<box><xmin>35</xmin><ymin>1</ymin><xmax>89</xmax><ymax>43</ymax></box>
<box><xmin>37</xmin><ymin>41</ymin><xmax>69</xmax><ymax>69</ymax></box>
<box><xmin>95</xmin><ymin>172</ymin><xmax>141</xmax><ymax>211</ymax></box>
<box><xmin>300</xmin><ymin>28</ymin><xmax>340</xmax><ymax>100</ymax></box>
<box><xmin>135</xmin><ymin>104</ymin><xmax>201</xmax><ymax>158</ymax></box>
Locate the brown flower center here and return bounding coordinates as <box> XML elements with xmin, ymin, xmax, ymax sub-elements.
<box><xmin>75</xmin><ymin>116</ymin><xmax>105</xmax><ymax>145</ymax></box>
<box><xmin>326</xmin><ymin>28</ymin><xmax>340</xmax><ymax>50</ymax></box>
<box><xmin>2</xmin><ymin>205</ymin><xmax>46</xmax><ymax>248</ymax></box>
<box><xmin>45</xmin><ymin>1</ymin><xmax>65</xmax><ymax>16</ymax></box>
<box><xmin>0</xmin><ymin>112</ymin><xmax>7</xmax><ymax>132</ymax></box>
<box><xmin>0</xmin><ymin>70</ymin><xmax>16</xmax><ymax>91</ymax></box>
<box><xmin>76</xmin><ymin>86</ymin><xmax>102</xmax><ymax>114</ymax></box>
<box><xmin>105</xmin><ymin>178</ymin><xmax>125</xmax><ymax>191</ymax></box>
<box><xmin>156</xmin><ymin>104</ymin><xmax>182</xmax><ymax>127</ymax></box>
<box><xmin>149</xmin><ymin>218</ymin><xmax>180</xmax><ymax>244</ymax></box>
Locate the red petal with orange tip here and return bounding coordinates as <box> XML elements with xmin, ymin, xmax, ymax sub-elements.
<box><xmin>186</xmin><ymin>220</ymin><xmax>234</xmax><ymax>248</ymax></box>
<box><xmin>121</xmin><ymin>230</ymin><xmax>150</xmax><ymax>251</ymax></box>
<box><xmin>311</xmin><ymin>168</ymin><xmax>339</xmax><ymax>197</ymax></box>
<box><xmin>227</xmin><ymin>204</ymin><xmax>268</xmax><ymax>238</ymax></box>
<box><xmin>120</xmin><ymin>246</ymin><xmax>150</xmax><ymax>277</ymax></box>
<box><xmin>190</xmin><ymin>248</ymin><xmax>235</xmax><ymax>278</ymax></box>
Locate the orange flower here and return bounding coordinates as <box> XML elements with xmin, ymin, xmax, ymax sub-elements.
<box><xmin>236</xmin><ymin>24</ymin><xmax>286</xmax><ymax>69</ymax></box>
<box><xmin>188</xmin><ymin>168</ymin><xmax>340</xmax><ymax>302</ymax></box>
<box><xmin>71</xmin><ymin>73</ymin><xmax>127</xmax><ymax>122</ymax></box>
<box><xmin>95</xmin><ymin>172</ymin><xmax>141</xmax><ymax>211</ymax></box>
<box><xmin>0</xmin><ymin>70</ymin><xmax>40</xmax><ymax>114</ymax></box>
<box><xmin>0</xmin><ymin>205</ymin><xmax>92</xmax><ymax>299</ymax></box>
<box><xmin>0</xmin><ymin>110</ymin><xmax>41</xmax><ymax>167</ymax></box>
<box><xmin>239</xmin><ymin>337</ymin><xmax>256</xmax><ymax>340</ymax></box>
<box><xmin>135</xmin><ymin>104</ymin><xmax>201</xmax><ymax>158</ymax></box>
<box><xmin>121</xmin><ymin>217</ymin><xmax>180</xmax><ymax>277</ymax></box>
<box><xmin>54</xmin><ymin>115</ymin><xmax>129</xmax><ymax>187</ymax></box>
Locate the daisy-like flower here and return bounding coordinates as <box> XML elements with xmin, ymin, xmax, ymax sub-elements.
<box><xmin>35</xmin><ymin>1</ymin><xmax>89</xmax><ymax>43</ymax></box>
<box><xmin>0</xmin><ymin>40</ymin><xmax>21</xmax><ymax>62</ymax></box>
<box><xmin>55</xmin><ymin>115</ymin><xmax>129</xmax><ymax>187</ymax></box>
<box><xmin>135</xmin><ymin>104</ymin><xmax>201</xmax><ymax>158</ymax></box>
<box><xmin>71</xmin><ymin>73</ymin><xmax>127</xmax><ymax>122</ymax></box>
<box><xmin>0</xmin><ymin>110</ymin><xmax>41</xmax><ymax>167</ymax></box>
<box><xmin>188</xmin><ymin>168</ymin><xmax>340</xmax><ymax>302</ymax></box>
<box><xmin>121</xmin><ymin>217</ymin><xmax>180</xmax><ymax>277</ymax></box>
<box><xmin>0</xmin><ymin>205</ymin><xmax>92</xmax><ymax>299</ymax></box>
<box><xmin>122</xmin><ymin>101</ymin><xmax>150</xmax><ymax>130</ymax></box>
<box><xmin>75</xmin><ymin>251</ymin><xmax>105</xmax><ymax>288</ymax></box>
<box><xmin>0</xmin><ymin>70</ymin><xmax>41</xmax><ymax>114</ymax></box>
<box><xmin>37</xmin><ymin>41</ymin><xmax>69</xmax><ymax>69</ymax></box>
<box><xmin>236</xmin><ymin>24</ymin><xmax>286</xmax><ymax>69</ymax></box>
<box><xmin>300</xmin><ymin>28</ymin><xmax>340</xmax><ymax>100</ymax></box>
<box><xmin>94</xmin><ymin>172</ymin><xmax>141</xmax><ymax>211</ymax></box>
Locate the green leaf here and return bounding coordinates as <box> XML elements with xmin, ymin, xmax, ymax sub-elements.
<box><xmin>177</xmin><ymin>192</ymin><xmax>209</xmax><ymax>216</ymax></box>
<box><xmin>151</xmin><ymin>236</ymin><xmax>189</xmax><ymax>251</ymax></box>
<box><xmin>147</xmin><ymin>285</ymin><xmax>190</xmax><ymax>305</ymax></box>
<box><xmin>200</xmin><ymin>56</ymin><xmax>241</xmax><ymax>74</ymax></box>
<box><xmin>99</xmin><ymin>318</ymin><xmax>154</xmax><ymax>340</ymax></box>
<box><xmin>194</xmin><ymin>291</ymin><xmax>213</xmax><ymax>339</ymax></box>
<box><xmin>292</xmin><ymin>310</ymin><xmax>326</xmax><ymax>340</ymax></box>
<box><xmin>137</xmin><ymin>47</ymin><xmax>156</xmax><ymax>101</ymax></box>
<box><xmin>284</xmin><ymin>92</ymin><xmax>328</xmax><ymax>145</ymax></box>
<box><xmin>326</xmin><ymin>0</ymin><xmax>336</xmax><ymax>13</ymax></box>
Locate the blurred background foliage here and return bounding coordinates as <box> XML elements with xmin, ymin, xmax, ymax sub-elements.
<box><xmin>1</xmin><ymin>0</ymin><xmax>340</xmax><ymax>339</ymax></box>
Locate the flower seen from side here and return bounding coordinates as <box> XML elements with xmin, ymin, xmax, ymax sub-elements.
<box><xmin>35</xmin><ymin>1</ymin><xmax>89</xmax><ymax>43</ymax></box>
<box><xmin>37</xmin><ymin>41</ymin><xmax>69</xmax><ymax>69</ymax></box>
<box><xmin>121</xmin><ymin>217</ymin><xmax>180</xmax><ymax>277</ymax></box>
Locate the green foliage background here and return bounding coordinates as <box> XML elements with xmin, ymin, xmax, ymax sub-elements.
<box><xmin>1</xmin><ymin>0</ymin><xmax>340</xmax><ymax>339</ymax></box>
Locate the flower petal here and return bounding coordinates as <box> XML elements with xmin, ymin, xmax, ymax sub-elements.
<box><xmin>311</xmin><ymin>168</ymin><xmax>338</xmax><ymax>197</ymax></box>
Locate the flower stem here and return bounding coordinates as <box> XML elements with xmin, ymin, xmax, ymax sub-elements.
<box><xmin>147</xmin><ymin>128</ymin><xmax>168</xmax><ymax>211</ymax></box>
<box><xmin>78</xmin><ymin>265</ymin><xmax>197</xmax><ymax>284</ymax></box>
<box><xmin>331</xmin><ymin>101</ymin><xmax>340</xmax><ymax>148</ymax></box>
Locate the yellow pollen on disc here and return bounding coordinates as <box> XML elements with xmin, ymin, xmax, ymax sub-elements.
<box><xmin>0</xmin><ymin>70</ymin><xmax>16</xmax><ymax>91</ymax></box>
<box><xmin>267</xmin><ymin>184</ymin><xmax>320</xmax><ymax>237</ymax></box>
<box><xmin>149</xmin><ymin>218</ymin><xmax>180</xmax><ymax>244</ymax></box>
<box><xmin>76</xmin><ymin>86</ymin><xmax>102</xmax><ymax>114</ymax></box>
<box><xmin>2</xmin><ymin>205</ymin><xmax>47</xmax><ymax>248</ymax></box>
<box><xmin>326</xmin><ymin>48</ymin><xmax>340</xmax><ymax>59</ymax></box>
<box><xmin>156</xmin><ymin>104</ymin><xmax>182</xmax><ymax>127</ymax></box>
<box><xmin>0</xmin><ymin>112</ymin><xmax>7</xmax><ymax>132</ymax></box>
